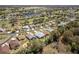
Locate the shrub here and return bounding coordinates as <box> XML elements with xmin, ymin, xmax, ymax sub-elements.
<box><xmin>72</xmin><ymin>28</ymin><xmax>79</xmax><ymax>36</ymax></box>
<box><xmin>62</xmin><ymin>30</ymin><xmax>73</xmax><ymax>44</ymax></box>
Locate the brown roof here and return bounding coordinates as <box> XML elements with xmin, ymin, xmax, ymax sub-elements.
<box><xmin>43</xmin><ymin>31</ymin><xmax>49</xmax><ymax>36</ymax></box>
<box><xmin>26</xmin><ymin>33</ymin><xmax>36</xmax><ymax>40</ymax></box>
<box><xmin>17</xmin><ymin>35</ymin><xmax>26</xmax><ymax>40</ymax></box>
<box><xmin>9</xmin><ymin>38</ymin><xmax>20</xmax><ymax>50</ymax></box>
<box><xmin>0</xmin><ymin>43</ymin><xmax>10</xmax><ymax>54</ymax></box>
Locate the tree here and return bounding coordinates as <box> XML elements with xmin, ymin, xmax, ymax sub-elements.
<box><xmin>70</xmin><ymin>36</ymin><xmax>79</xmax><ymax>53</ymax></box>
<box><xmin>72</xmin><ymin>28</ymin><xmax>79</xmax><ymax>36</ymax></box>
<box><xmin>10</xmin><ymin>16</ymin><xmax>19</xmax><ymax>27</ymax></box>
<box><xmin>72</xmin><ymin>36</ymin><xmax>79</xmax><ymax>44</ymax></box>
<box><xmin>48</xmin><ymin>31</ymin><xmax>60</xmax><ymax>43</ymax></box>
<box><xmin>24</xmin><ymin>19</ymin><xmax>29</xmax><ymax>25</ymax></box>
<box><xmin>53</xmin><ymin>31</ymin><xmax>61</xmax><ymax>42</ymax></box>
<box><xmin>62</xmin><ymin>30</ymin><xmax>73</xmax><ymax>44</ymax></box>
<box><xmin>26</xmin><ymin>40</ymin><xmax>44</xmax><ymax>54</ymax></box>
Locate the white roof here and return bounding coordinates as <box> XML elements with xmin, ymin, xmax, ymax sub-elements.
<box><xmin>16</xmin><ymin>30</ymin><xmax>19</xmax><ymax>33</ymax></box>
<box><xmin>27</xmin><ymin>29</ymin><xmax>30</xmax><ymax>31</ymax></box>
<box><xmin>1</xmin><ymin>44</ymin><xmax>6</xmax><ymax>47</ymax></box>
<box><xmin>23</xmin><ymin>25</ymin><xmax>30</xmax><ymax>29</ymax></box>
<box><xmin>31</xmin><ymin>28</ymin><xmax>35</xmax><ymax>30</ymax></box>
<box><xmin>16</xmin><ymin>34</ymin><xmax>19</xmax><ymax>36</ymax></box>
<box><xmin>30</xmin><ymin>33</ymin><xmax>34</xmax><ymax>35</ymax></box>
<box><xmin>11</xmin><ymin>38</ymin><xmax>16</xmax><ymax>40</ymax></box>
<box><xmin>34</xmin><ymin>30</ymin><xmax>38</xmax><ymax>33</ymax></box>
<box><xmin>27</xmin><ymin>32</ymin><xmax>34</xmax><ymax>35</ymax></box>
<box><xmin>7</xmin><ymin>31</ymin><xmax>11</xmax><ymax>34</ymax></box>
<box><xmin>5</xmin><ymin>43</ymin><xmax>9</xmax><ymax>46</ymax></box>
<box><xmin>1</xmin><ymin>43</ymin><xmax>9</xmax><ymax>47</ymax></box>
<box><xmin>27</xmin><ymin>32</ymin><xmax>30</xmax><ymax>34</ymax></box>
<box><xmin>0</xmin><ymin>28</ymin><xmax>5</xmax><ymax>32</ymax></box>
<box><xmin>40</xmin><ymin>26</ymin><xmax>43</xmax><ymax>28</ymax></box>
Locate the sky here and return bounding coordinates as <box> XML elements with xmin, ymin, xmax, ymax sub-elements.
<box><xmin>0</xmin><ymin>0</ymin><xmax>79</xmax><ymax>5</ymax></box>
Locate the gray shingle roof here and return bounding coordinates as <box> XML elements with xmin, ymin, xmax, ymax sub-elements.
<box><xmin>26</xmin><ymin>34</ymin><xmax>36</xmax><ymax>40</ymax></box>
<box><xmin>35</xmin><ymin>32</ymin><xmax>45</xmax><ymax>38</ymax></box>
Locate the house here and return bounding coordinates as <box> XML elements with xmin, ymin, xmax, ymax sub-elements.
<box><xmin>23</xmin><ymin>25</ymin><xmax>30</xmax><ymax>31</ymax></box>
<box><xmin>0</xmin><ymin>28</ymin><xmax>5</xmax><ymax>32</ymax></box>
<box><xmin>40</xmin><ymin>26</ymin><xmax>43</xmax><ymax>29</ymax></box>
<box><xmin>30</xmin><ymin>24</ymin><xmax>35</xmax><ymax>30</ymax></box>
<box><xmin>9</xmin><ymin>37</ymin><xmax>20</xmax><ymax>50</ymax></box>
<box><xmin>39</xmin><ymin>29</ymin><xmax>49</xmax><ymax>36</ymax></box>
<box><xmin>45</xmin><ymin>27</ymin><xmax>54</xmax><ymax>32</ymax></box>
<box><xmin>43</xmin><ymin>31</ymin><xmax>49</xmax><ymax>36</ymax></box>
<box><xmin>17</xmin><ymin>34</ymin><xmax>26</xmax><ymax>40</ymax></box>
<box><xmin>35</xmin><ymin>31</ymin><xmax>45</xmax><ymax>38</ymax></box>
<box><xmin>16</xmin><ymin>30</ymin><xmax>19</xmax><ymax>33</ymax></box>
<box><xmin>23</xmin><ymin>25</ymin><xmax>30</xmax><ymax>29</ymax></box>
<box><xmin>30</xmin><ymin>24</ymin><xmax>35</xmax><ymax>29</ymax></box>
<box><xmin>0</xmin><ymin>43</ymin><xmax>10</xmax><ymax>54</ymax></box>
<box><xmin>58</xmin><ymin>22</ymin><xmax>68</xmax><ymax>27</ymax></box>
<box><xmin>26</xmin><ymin>32</ymin><xmax>36</xmax><ymax>40</ymax></box>
<box><xmin>31</xmin><ymin>28</ymin><xmax>35</xmax><ymax>31</ymax></box>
